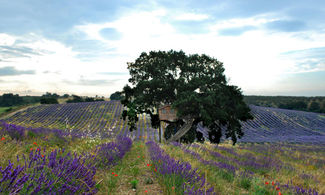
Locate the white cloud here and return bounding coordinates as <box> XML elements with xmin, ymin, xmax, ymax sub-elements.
<box><xmin>0</xmin><ymin>33</ymin><xmax>16</xmax><ymax>45</ymax></box>
<box><xmin>175</xmin><ymin>13</ymin><xmax>209</xmax><ymax>21</ymax></box>
<box><xmin>2</xmin><ymin>7</ymin><xmax>325</xmax><ymax>96</ymax></box>
<box><xmin>0</xmin><ymin>33</ymin><xmax>123</xmax><ymax>96</ymax></box>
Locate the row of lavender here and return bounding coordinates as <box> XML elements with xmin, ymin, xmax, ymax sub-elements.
<box><xmin>4</xmin><ymin>101</ymin><xmax>159</xmax><ymax>141</ymax></box>
<box><xmin>0</xmin><ymin>136</ymin><xmax>132</xmax><ymax>194</ymax></box>
<box><xmin>197</xmin><ymin>105</ymin><xmax>325</xmax><ymax>143</ymax></box>
<box><xmin>171</xmin><ymin>142</ymin><xmax>322</xmax><ymax>195</ymax></box>
<box><xmin>4</xmin><ymin>100</ymin><xmax>325</xmax><ymax>143</ymax></box>
<box><xmin>146</xmin><ymin>141</ymin><xmax>216</xmax><ymax>194</ymax></box>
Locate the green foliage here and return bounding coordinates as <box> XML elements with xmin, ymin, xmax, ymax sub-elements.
<box><xmin>0</xmin><ymin>94</ymin><xmax>40</xmax><ymax>108</ymax></box>
<box><xmin>42</xmin><ymin>92</ymin><xmax>59</xmax><ymax>98</ymax></box>
<box><xmin>239</xmin><ymin>177</ymin><xmax>251</xmax><ymax>190</ymax></box>
<box><xmin>0</xmin><ymin>107</ymin><xmax>14</xmax><ymax>115</ymax></box>
<box><xmin>67</xmin><ymin>95</ymin><xmax>84</xmax><ymax>103</ymax></box>
<box><xmin>110</xmin><ymin>91</ymin><xmax>124</xmax><ymax>100</ymax></box>
<box><xmin>130</xmin><ymin>179</ymin><xmax>138</xmax><ymax>189</ymax></box>
<box><xmin>121</xmin><ymin>50</ymin><xmax>253</xmax><ymax>145</ymax></box>
<box><xmin>244</xmin><ymin>95</ymin><xmax>325</xmax><ymax>113</ymax></box>
<box><xmin>309</xmin><ymin>101</ymin><xmax>320</xmax><ymax>112</ymax></box>
<box><xmin>162</xmin><ymin>174</ymin><xmax>186</xmax><ymax>195</ymax></box>
<box><xmin>217</xmin><ymin>169</ymin><xmax>234</xmax><ymax>182</ymax></box>
<box><xmin>40</xmin><ymin>97</ymin><xmax>58</xmax><ymax>104</ymax></box>
<box><xmin>46</xmin><ymin>132</ymin><xmax>67</xmax><ymax>147</ymax></box>
<box><xmin>27</xmin><ymin>131</ymin><xmax>36</xmax><ymax>139</ymax></box>
<box><xmin>5</xmin><ymin>107</ymin><xmax>12</xmax><ymax>112</ymax></box>
<box><xmin>0</xmin><ymin>93</ymin><xmax>24</xmax><ymax>107</ymax></box>
<box><xmin>66</xmin><ymin>95</ymin><xmax>104</xmax><ymax>103</ymax></box>
<box><xmin>251</xmin><ymin>178</ymin><xmax>271</xmax><ymax>195</ymax></box>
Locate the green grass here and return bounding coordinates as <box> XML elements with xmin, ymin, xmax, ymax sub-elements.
<box><xmin>0</xmin><ymin>106</ymin><xmax>15</xmax><ymax>115</ymax></box>
<box><xmin>1</xmin><ymin>128</ymin><xmax>324</xmax><ymax>194</ymax></box>
<box><xmin>160</xmin><ymin>142</ymin><xmax>325</xmax><ymax>195</ymax></box>
<box><xmin>319</xmin><ymin>114</ymin><xmax>325</xmax><ymax>119</ymax></box>
<box><xmin>94</xmin><ymin>141</ymin><xmax>163</xmax><ymax>194</ymax></box>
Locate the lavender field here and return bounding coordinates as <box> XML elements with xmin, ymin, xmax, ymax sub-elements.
<box><xmin>0</xmin><ymin>101</ymin><xmax>325</xmax><ymax>194</ymax></box>
<box><xmin>3</xmin><ymin>100</ymin><xmax>325</xmax><ymax>144</ymax></box>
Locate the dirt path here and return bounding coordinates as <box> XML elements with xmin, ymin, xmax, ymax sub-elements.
<box><xmin>95</xmin><ymin>140</ymin><xmax>164</xmax><ymax>195</ymax></box>
<box><xmin>114</xmin><ymin>141</ymin><xmax>164</xmax><ymax>195</ymax></box>
<box><xmin>0</xmin><ymin>104</ymin><xmax>37</xmax><ymax>120</ymax></box>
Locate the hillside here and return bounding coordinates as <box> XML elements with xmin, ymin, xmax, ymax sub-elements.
<box><xmin>3</xmin><ymin>100</ymin><xmax>325</xmax><ymax>144</ymax></box>
<box><xmin>1</xmin><ymin>101</ymin><xmax>325</xmax><ymax>194</ymax></box>
<box><xmin>244</xmin><ymin>96</ymin><xmax>325</xmax><ymax>113</ymax></box>
<box><xmin>1</xmin><ymin>124</ymin><xmax>324</xmax><ymax>194</ymax></box>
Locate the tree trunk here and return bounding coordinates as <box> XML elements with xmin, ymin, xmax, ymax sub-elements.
<box><xmin>159</xmin><ymin>121</ymin><xmax>162</xmax><ymax>143</ymax></box>
<box><xmin>157</xmin><ymin>106</ymin><xmax>162</xmax><ymax>143</ymax></box>
<box><xmin>166</xmin><ymin>117</ymin><xmax>194</xmax><ymax>143</ymax></box>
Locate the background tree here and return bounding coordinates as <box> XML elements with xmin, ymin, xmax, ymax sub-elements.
<box><xmin>0</xmin><ymin>93</ymin><xmax>23</xmax><ymax>106</ymax></box>
<box><xmin>67</xmin><ymin>95</ymin><xmax>84</xmax><ymax>103</ymax></box>
<box><xmin>309</xmin><ymin>101</ymin><xmax>320</xmax><ymax>112</ymax></box>
<box><xmin>62</xmin><ymin>94</ymin><xmax>70</xmax><ymax>98</ymax></box>
<box><xmin>42</xmin><ymin>92</ymin><xmax>59</xmax><ymax>99</ymax></box>
<box><xmin>244</xmin><ymin>96</ymin><xmax>325</xmax><ymax>113</ymax></box>
<box><xmin>110</xmin><ymin>91</ymin><xmax>124</xmax><ymax>100</ymax></box>
<box><xmin>40</xmin><ymin>97</ymin><xmax>58</xmax><ymax>104</ymax></box>
<box><xmin>121</xmin><ymin>50</ymin><xmax>253</xmax><ymax>145</ymax></box>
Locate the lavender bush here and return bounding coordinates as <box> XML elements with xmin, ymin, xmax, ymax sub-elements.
<box><xmin>146</xmin><ymin>141</ymin><xmax>215</xmax><ymax>195</ymax></box>
<box><xmin>0</xmin><ymin>121</ymin><xmax>83</xmax><ymax>141</ymax></box>
<box><xmin>172</xmin><ymin>142</ymin><xmax>237</xmax><ymax>178</ymax></box>
<box><xmin>0</xmin><ymin>148</ymin><xmax>97</xmax><ymax>194</ymax></box>
<box><xmin>94</xmin><ymin>136</ymin><xmax>132</xmax><ymax>169</ymax></box>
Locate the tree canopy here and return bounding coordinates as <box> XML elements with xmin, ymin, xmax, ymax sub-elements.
<box><xmin>0</xmin><ymin>93</ymin><xmax>23</xmax><ymax>107</ymax></box>
<box><xmin>110</xmin><ymin>91</ymin><xmax>124</xmax><ymax>100</ymax></box>
<box><xmin>121</xmin><ymin>50</ymin><xmax>253</xmax><ymax>145</ymax></box>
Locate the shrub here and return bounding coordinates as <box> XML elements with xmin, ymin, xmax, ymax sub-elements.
<box><xmin>0</xmin><ymin>148</ymin><xmax>98</xmax><ymax>194</ymax></box>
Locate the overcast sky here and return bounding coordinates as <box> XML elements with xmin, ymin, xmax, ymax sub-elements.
<box><xmin>1</xmin><ymin>0</ymin><xmax>325</xmax><ymax>97</ymax></box>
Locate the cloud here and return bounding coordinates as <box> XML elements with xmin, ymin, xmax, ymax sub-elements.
<box><xmin>218</xmin><ymin>25</ymin><xmax>256</xmax><ymax>36</ymax></box>
<box><xmin>280</xmin><ymin>47</ymin><xmax>325</xmax><ymax>73</ymax></box>
<box><xmin>99</xmin><ymin>28</ymin><xmax>121</xmax><ymax>40</ymax></box>
<box><xmin>281</xmin><ymin>47</ymin><xmax>325</xmax><ymax>59</ymax></box>
<box><xmin>0</xmin><ymin>45</ymin><xmax>43</xmax><ymax>59</ymax></box>
<box><xmin>172</xmin><ymin>20</ymin><xmax>210</xmax><ymax>34</ymax></box>
<box><xmin>64</xmin><ymin>78</ymin><xmax>120</xmax><ymax>86</ymax></box>
<box><xmin>43</xmin><ymin>70</ymin><xmax>61</xmax><ymax>74</ymax></box>
<box><xmin>0</xmin><ymin>66</ymin><xmax>35</xmax><ymax>76</ymax></box>
<box><xmin>1</xmin><ymin>1</ymin><xmax>325</xmax><ymax>96</ymax></box>
<box><xmin>175</xmin><ymin>13</ymin><xmax>209</xmax><ymax>21</ymax></box>
<box><xmin>0</xmin><ymin>0</ymin><xmax>133</xmax><ymax>36</ymax></box>
<box><xmin>98</xmin><ymin>72</ymin><xmax>129</xmax><ymax>76</ymax></box>
<box><xmin>264</xmin><ymin>20</ymin><xmax>306</xmax><ymax>32</ymax></box>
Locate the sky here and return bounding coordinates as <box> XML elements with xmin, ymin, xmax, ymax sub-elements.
<box><xmin>0</xmin><ymin>0</ymin><xmax>325</xmax><ymax>97</ymax></box>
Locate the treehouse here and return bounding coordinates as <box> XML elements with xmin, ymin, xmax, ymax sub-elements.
<box><xmin>158</xmin><ymin>105</ymin><xmax>194</xmax><ymax>143</ymax></box>
<box><xmin>158</xmin><ymin>105</ymin><xmax>178</xmax><ymax>122</ymax></box>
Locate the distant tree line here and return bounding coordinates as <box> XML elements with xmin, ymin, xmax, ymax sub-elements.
<box><xmin>40</xmin><ymin>92</ymin><xmax>59</xmax><ymax>104</ymax></box>
<box><xmin>0</xmin><ymin>93</ymin><xmax>40</xmax><ymax>107</ymax></box>
<box><xmin>244</xmin><ymin>96</ymin><xmax>325</xmax><ymax>113</ymax></box>
<box><xmin>66</xmin><ymin>95</ymin><xmax>105</xmax><ymax>103</ymax></box>
<box><xmin>0</xmin><ymin>92</ymin><xmax>107</xmax><ymax>106</ymax></box>
<box><xmin>39</xmin><ymin>93</ymin><xmax>105</xmax><ymax>104</ymax></box>
<box><xmin>109</xmin><ymin>91</ymin><xmax>124</xmax><ymax>100</ymax></box>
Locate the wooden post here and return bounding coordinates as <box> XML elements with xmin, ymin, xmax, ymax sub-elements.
<box><xmin>159</xmin><ymin>121</ymin><xmax>162</xmax><ymax>143</ymax></box>
<box><xmin>205</xmin><ymin>170</ymin><xmax>207</xmax><ymax>195</ymax></box>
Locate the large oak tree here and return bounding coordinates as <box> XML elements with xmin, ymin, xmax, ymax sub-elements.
<box><xmin>121</xmin><ymin>50</ymin><xmax>253</xmax><ymax>145</ymax></box>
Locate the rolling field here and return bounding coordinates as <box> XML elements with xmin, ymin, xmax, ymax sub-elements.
<box><xmin>0</xmin><ymin>101</ymin><xmax>325</xmax><ymax>194</ymax></box>
<box><xmin>3</xmin><ymin>101</ymin><xmax>325</xmax><ymax>143</ymax></box>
